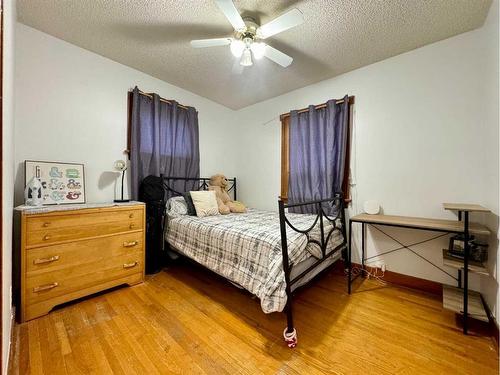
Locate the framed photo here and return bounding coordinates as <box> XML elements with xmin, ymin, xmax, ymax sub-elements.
<box><xmin>25</xmin><ymin>160</ymin><xmax>86</xmax><ymax>205</ymax></box>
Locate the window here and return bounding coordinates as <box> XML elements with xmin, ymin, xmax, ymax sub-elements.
<box><xmin>280</xmin><ymin>97</ymin><xmax>353</xmax><ymax>203</ymax></box>
<box><xmin>126</xmin><ymin>87</ymin><xmax>200</xmax><ymax>200</ymax></box>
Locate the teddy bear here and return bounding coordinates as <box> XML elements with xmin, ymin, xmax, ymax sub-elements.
<box><xmin>208</xmin><ymin>174</ymin><xmax>247</xmax><ymax>214</ymax></box>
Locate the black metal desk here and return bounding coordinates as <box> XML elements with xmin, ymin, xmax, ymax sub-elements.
<box><xmin>348</xmin><ymin>205</ymin><xmax>490</xmax><ymax>335</ymax></box>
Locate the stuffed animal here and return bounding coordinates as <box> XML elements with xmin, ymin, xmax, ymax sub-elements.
<box><xmin>208</xmin><ymin>174</ymin><xmax>247</xmax><ymax>214</ymax></box>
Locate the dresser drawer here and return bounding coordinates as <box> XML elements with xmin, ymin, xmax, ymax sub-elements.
<box><xmin>24</xmin><ymin>273</ymin><xmax>143</xmax><ymax>322</ymax></box>
<box><xmin>26</xmin><ymin>250</ymin><xmax>143</xmax><ymax>304</ymax></box>
<box><xmin>26</xmin><ymin>207</ymin><xmax>143</xmax><ymax>232</ymax></box>
<box><xmin>26</xmin><ymin>232</ymin><xmax>143</xmax><ymax>275</ymax></box>
<box><xmin>26</xmin><ymin>217</ymin><xmax>143</xmax><ymax>248</ymax></box>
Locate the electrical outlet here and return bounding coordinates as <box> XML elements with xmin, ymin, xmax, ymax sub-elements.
<box><xmin>381</xmin><ymin>264</ymin><xmax>386</xmax><ymax>272</ymax></box>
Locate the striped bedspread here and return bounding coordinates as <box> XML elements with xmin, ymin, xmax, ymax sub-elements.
<box><xmin>165</xmin><ymin>208</ymin><xmax>344</xmax><ymax>313</ymax></box>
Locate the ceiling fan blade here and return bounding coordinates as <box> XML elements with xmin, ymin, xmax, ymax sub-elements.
<box><xmin>257</xmin><ymin>9</ymin><xmax>304</xmax><ymax>39</ymax></box>
<box><xmin>190</xmin><ymin>38</ymin><xmax>232</xmax><ymax>48</ymax></box>
<box><xmin>215</xmin><ymin>0</ymin><xmax>246</xmax><ymax>31</ymax></box>
<box><xmin>263</xmin><ymin>45</ymin><xmax>293</xmax><ymax>67</ymax></box>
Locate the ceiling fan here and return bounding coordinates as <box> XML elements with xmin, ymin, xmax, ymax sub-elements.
<box><xmin>190</xmin><ymin>0</ymin><xmax>304</xmax><ymax>70</ymax></box>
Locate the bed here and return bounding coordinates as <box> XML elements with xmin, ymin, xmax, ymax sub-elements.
<box><xmin>162</xmin><ymin>176</ymin><xmax>348</xmax><ymax>347</ymax></box>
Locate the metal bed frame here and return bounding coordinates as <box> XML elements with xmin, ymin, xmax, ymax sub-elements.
<box><xmin>161</xmin><ymin>176</ymin><xmax>348</xmax><ymax>347</ymax></box>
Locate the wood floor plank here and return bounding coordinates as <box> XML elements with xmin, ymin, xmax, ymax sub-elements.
<box><xmin>110</xmin><ymin>289</ymin><xmax>207</xmax><ymax>374</ymax></box>
<box><xmin>61</xmin><ymin>305</ymin><xmax>103</xmax><ymax>374</ymax></box>
<box><xmin>8</xmin><ymin>262</ymin><xmax>499</xmax><ymax>375</ymax></box>
<box><xmin>82</xmin><ymin>316</ymin><xmax>126</xmax><ymax>375</ymax></box>
<box><xmin>26</xmin><ymin>321</ymin><xmax>43</xmax><ymax>375</ymax></box>
<box><xmin>54</xmin><ymin>321</ymin><xmax>72</xmax><ymax>356</ymax></box>
<box><xmin>133</xmin><ymin>278</ymin><xmax>242</xmax><ymax>375</ymax></box>
<box><xmin>36</xmin><ymin>316</ymin><xmax>67</xmax><ymax>375</ymax></box>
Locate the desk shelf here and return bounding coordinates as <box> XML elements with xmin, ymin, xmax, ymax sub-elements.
<box><xmin>442</xmin><ymin>249</ymin><xmax>489</xmax><ymax>276</ymax></box>
<box><xmin>350</xmin><ymin>213</ymin><xmax>490</xmax><ymax>236</ymax></box>
<box><xmin>443</xmin><ymin>203</ymin><xmax>490</xmax><ymax>213</ymax></box>
<box><xmin>443</xmin><ymin>285</ymin><xmax>488</xmax><ymax>322</ymax></box>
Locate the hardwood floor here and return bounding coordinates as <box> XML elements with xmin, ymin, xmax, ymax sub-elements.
<box><xmin>8</xmin><ymin>261</ymin><xmax>499</xmax><ymax>374</ymax></box>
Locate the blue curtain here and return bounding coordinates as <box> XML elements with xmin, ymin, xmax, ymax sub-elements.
<box><xmin>130</xmin><ymin>86</ymin><xmax>200</xmax><ymax>200</ymax></box>
<box><xmin>288</xmin><ymin>96</ymin><xmax>349</xmax><ymax>214</ymax></box>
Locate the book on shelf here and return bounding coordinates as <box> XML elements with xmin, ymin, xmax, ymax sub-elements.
<box><xmin>444</xmin><ymin>250</ymin><xmax>485</xmax><ymax>268</ymax></box>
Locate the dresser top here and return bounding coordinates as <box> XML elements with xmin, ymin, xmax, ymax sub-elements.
<box><xmin>15</xmin><ymin>201</ymin><xmax>144</xmax><ymax>215</ymax></box>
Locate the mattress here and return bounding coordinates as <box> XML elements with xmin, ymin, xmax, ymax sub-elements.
<box><xmin>165</xmin><ymin>208</ymin><xmax>345</xmax><ymax>313</ymax></box>
<box><xmin>290</xmin><ymin>251</ymin><xmax>342</xmax><ymax>291</ymax></box>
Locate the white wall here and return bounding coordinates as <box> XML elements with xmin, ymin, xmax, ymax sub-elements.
<box><xmin>14</xmin><ymin>23</ymin><xmax>237</xmax><ymax>205</ymax></box>
<box><xmin>234</xmin><ymin>3</ymin><xmax>499</xmax><ymax>318</ymax></box>
<box><xmin>2</xmin><ymin>0</ymin><xmax>16</xmax><ymax>373</ymax></box>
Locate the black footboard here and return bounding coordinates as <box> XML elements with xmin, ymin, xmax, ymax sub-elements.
<box><xmin>278</xmin><ymin>193</ymin><xmax>347</xmax><ymax>347</ymax></box>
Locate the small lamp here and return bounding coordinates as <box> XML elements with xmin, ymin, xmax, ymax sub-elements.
<box><xmin>113</xmin><ymin>160</ymin><xmax>129</xmax><ymax>203</ymax></box>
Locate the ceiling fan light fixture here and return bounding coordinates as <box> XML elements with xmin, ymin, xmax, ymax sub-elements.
<box><xmin>190</xmin><ymin>1</ymin><xmax>300</xmax><ymax>70</ymax></box>
<box><xmin>240</xmin><ymin>48</ymin><xmax>253</xmax><ymax>66</ymax></box>
<box><xmin>250</xmin><ymin>42</ymin><xmax>266</xmax><ymax>60</ymax></box>
<box><xmin>230</xmin><ymin>39</ymin><xmax>245</xmax><ymax>57</ymax></box>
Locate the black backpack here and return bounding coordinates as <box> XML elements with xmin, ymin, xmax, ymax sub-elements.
<box><xmin>139</xmin><ymin>175</ymin><xmax>165</xmax><ymax>203</ymax></box>
<box><xmin>139</xmin><ymin>175</ymin><xmax>166</xmax><ymax>274</ymax></box>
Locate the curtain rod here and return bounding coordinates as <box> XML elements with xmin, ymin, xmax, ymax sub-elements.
<box><xmin>279</xmin><ymin>96</ymin><xmax>355</xmax><ymax>121</ymax></box>
<box><xmin>136</xmin><ymin>89</ymin><xmax>191</xmax><ymax>110</ymax></box>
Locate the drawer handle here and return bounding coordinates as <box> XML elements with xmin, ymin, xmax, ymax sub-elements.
<box><xmin>123</xmin><ymin>241</ymin><xmax>138</xmax><ymax>248</ymax></box>
<box><xmin>123</xmin><ymin>261</ymin><xmax>138</xmax><ymax>269</ymax></box>
<box><xmin>33</xmin><ymin>255</ymin><xmax>60</xmax><ymax>265</ymax></box>
<box><xmin>129</xmin><ymin>213</ymin><xmax>134</xmax><ymax>218</ymax></box>
<box><xmin>33</xmin><ymin>282</ymin><xmax>59</xmax><ymax>293</ymax></box>
<box><xmin>42</xmin><ymin>222</ymin><xmax>51</xmax><ymax>227</ymax></box>
<box><xmin>43</xmin><ymin>235</ymin><xmax>51</xmax><ymax>241</ymax></box>
<box><xmin>129</xmin><ymin>224</ymin><xmax>135</xmax><ymax>229</ymax></box>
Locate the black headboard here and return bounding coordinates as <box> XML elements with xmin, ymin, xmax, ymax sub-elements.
<box><xmin>160</xmin><ymin>175</ymin><xmax>237</xmax><ymax>200</ymax></box>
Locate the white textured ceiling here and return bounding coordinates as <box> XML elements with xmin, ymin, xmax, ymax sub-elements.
<box><xmin>17</xmin><ymin>0</ymin><xmax>492</xmax><ymax>109</ymax></box>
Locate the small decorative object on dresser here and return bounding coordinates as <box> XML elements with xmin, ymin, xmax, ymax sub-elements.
<box><xmin>25</xmin><ymin>160</ymin><xmax>86</xmax><ymax>205</ymax></box>
<box><xmin>113</xmin><ymin>159</ymin><xmax>130</xmax><ymax>203</ymax></box>
<box><xmin>24</xmin><ymin>173</ymin><xmax>43</xmax><ymax>207</ymax></box>
<box><xmin>14</xmin><ymin>202</ymin><xmax>145</xmax><ymax>322</ymax></box>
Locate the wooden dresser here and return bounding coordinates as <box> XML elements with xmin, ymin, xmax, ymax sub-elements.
<box><xmin>15</xmin><ymin>202</ymin><xmax>145</xmax><ymax>322</ymax></box>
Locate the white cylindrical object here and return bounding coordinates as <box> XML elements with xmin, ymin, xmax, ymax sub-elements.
<box><xmin>363</xmin><ymin>200</ymin><xmax>380</xmax><ymax>215</ymax></box>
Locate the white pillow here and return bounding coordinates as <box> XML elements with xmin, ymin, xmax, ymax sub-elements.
<box><xmin>190</xmin><ymin>190</ymin><xmax>220</xmax><ymax>217</ymax></box>
<box><xmin>166</xmin><ymin>196</ymin><xmax>188</xmax><ymax>216</ymax></box>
